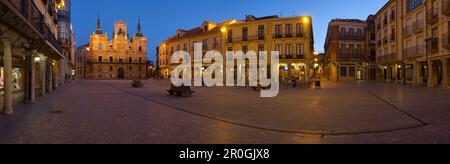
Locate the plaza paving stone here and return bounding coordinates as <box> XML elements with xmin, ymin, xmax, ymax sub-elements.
<box><xmin>0</xmin><ymin>79</ymin><xmax>449</xmax><ymax>144</ymax></box>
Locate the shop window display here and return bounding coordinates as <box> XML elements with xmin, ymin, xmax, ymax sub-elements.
<box><xmin>0</xmin><ymin>68</ymin><xmax>23</xmax><ymax>93</ymax></box>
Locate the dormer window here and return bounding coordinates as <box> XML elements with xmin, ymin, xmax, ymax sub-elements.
<box><xmin>204</xmin><ymin>25</ymin><xmax>209</xmax><ymax>32</ymax></box>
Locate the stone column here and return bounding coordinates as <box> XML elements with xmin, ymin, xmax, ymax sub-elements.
<box><xmin>53</xmin><ymin>61</ymin><xmax>58</xmax><ymax>89</ymax></box>
<box><xmin>386</xmin><ymin>66</ymin><xmax>391</xmax><ymax>82</ymax></box>
<box><xmin>334</xmin><ymin>63</ymin><xmax>339</xmax><ymax>82</ymax></box>
<box><xmin>393</xmin><ymin>65</ymin><xmax>398</xmax><ymax>83</ymax></box>
<box><xmin>24</xmin><ymin>51</ymin><xmax>35</xmax><ymax>103</ymax></box>
<box><xmin>39</xmin><ymin>55</ymin><xmax>47</xmax><ymax>96</ymax></box>
<box><xmin>2</xmin><ymin>39</ymin><xmax>13</xmax><ymax>115</ymax></box>
<box><xmin>442</xmin><ymin>59</ymin><xmax>448</xmax><ymax>89</ymax></box>
<box><xmin>288</xmin><ymin>63</ymin><xmax>292</xmax><ymax>80</ymax></box>
<box><xmin>413</xmin><ymin>62</ymin><xmax>418</xmax><ymax>85</ymax></box>
<box><xmin>59</xmin><ymin>58</ymin><xmax>66</xmax><ymax>85</ymax></box>
<box><xmin>47</xmin><ymin>62</ymin><xmax>53</xmax><ymax>93</ymax></box>
<box><xmin>428</xmin><ymin>60</ymin><xmax>434</xmax><ymax>88</ymax></box>
<box><xmin>305</xmin><ymin>62</ymin><xmax>310</xmax><ymax>83</ymax></box>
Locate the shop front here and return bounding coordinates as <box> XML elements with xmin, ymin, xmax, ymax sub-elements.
<box><xmin>0</xmin><ymin>57</ymin><xmax>24</xmax><ymax>106</ymax></box>
<box><xmin>338</xmin><ymin>63</ymin><xmax>363</xmax><ymax>81</ymax></box>
<box><xmin>403</xmin><ymin>64</ymin><xmax>414</xmax><ymax>82</ymax></box>
<box><xmin>279</xmin><ymin>62</ymin><xmax>308</xmax><ymax>83</ymax></box>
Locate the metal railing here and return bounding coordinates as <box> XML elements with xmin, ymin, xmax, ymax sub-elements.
<box><xmin>426</xmin><ymin>8</ymin><xmax>439</xmax><ymax>25</ymax></box>
<box><xmin>390</xmin><ymin>33</ymin><xmax>396</xmax><ymax>42</ymax></box>
<box><xmin>377</xmin><ymin>53</ymin><xmax>396</xmax><ymax>63</ymax></box>
<box><xmin>88</xmin><ymin>59</ymin><xmax>147</xmax><ymax>64</ymax></box>
<box><xmin>338</xmin><ymin>33</ymin><xmax>365</xmax><ymax>40</ymax></box>
<box><xmin>338</xmin><ymin>49</ymin><xmax>364</xmax><ymax>59</ymax></box>
<box><xmin>443</xmin><ymin>0</ymin><xmax>450</xmax><ymax>16</ymax></box>
<box><xmin>273</xmin><ymin>33</ymin><xmax>304</xmax><ymax>39</ymax></box>
<box><xmin>426</xmin><ymin>38</ymin><xmax>439</xmax><ymax>54</ymax></box>
<box><xmin>5</xmin><ymin>0</ymin><xmax>62</xmax><ymax>53</ymax></box>
<box><xmin>403</xmin><ymin>45</ymin><xmax>426</xmax><ymax>59</ymax></box>
<box><xmin>403</xmin><ymin>25</ymin><xmax>413</xmax><ymax>37</ymax></box>
<box><xmin>390</xmin><ymin>14</ymin><xmax>396</xmax><ymax>22</ymax></box>
<box><xmin>443</xmin><ymin>32</ymin><xmax>450</xmax><ymax>49</ymax></box>
<box><xmin>413</xmin><ymin>20</ymin><xmax>424</xmax><ymax>33</ymax></box>
<box><xmin>230</xmin><ymin>35</ymin><xmax>266</xmax><ymax>42</ymax></box>
<box><xmin>280</xmin><ymin>54</ymin><xmax>305</xmax><ymax>59</ymax></box>
<box><xmin>383</xmin><ymin>36</ymin><xmax>388</xmax><ymax>44</ymax></box>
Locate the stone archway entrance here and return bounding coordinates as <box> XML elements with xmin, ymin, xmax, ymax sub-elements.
<box><xmin>117</xmin><ymin>68</ymin><xmax>125</xmax><ymax>79</ymax></box>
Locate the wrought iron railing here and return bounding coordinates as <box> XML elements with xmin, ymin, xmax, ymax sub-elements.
<box><xmin>5</xmin><ymin>0</ymin><xmax>62</xmax><ymax>53</ymax></box>
<box><xmin>403</xmin><ymin>45</ymin><xmax>426</xmax><ymax>59</ymax></box>
<box><xmin>426</xmin><ymin>8</ymin><xmax>439</xmax><ymax>25</ymax></box>
<box><xmin>443</xmin><ymin>0</ymin><xmax>450</xmax><ymax>16</ymax></box>
<box><xmin>339</xmin><ymin>49</ymin><xmax>364</xmax><ymax>59</ymax></box>
<box><xmin>426</xmin><ymin>38</ymin><xmax>439</xmax><ymax>54</ymax></box>
<box><xmin>338</xmin><ymin>33</ymin><xmax>365</xmax><ymax>40</ymax></box>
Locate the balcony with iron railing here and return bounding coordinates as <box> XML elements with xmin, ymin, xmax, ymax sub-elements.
<box><xmin>377</xmin><ymin>23</ymin><xmax>382</xmax><ymax>31</ymax></box>
<box><xmin>229</xmin><ymin>35</ymin><xmax>266</xmax><ymax>42</ymax></box>
<box><xmin>88</xmin><ymin>59</ymin><xmax>147</xmax><ymax>64</ymax></box>
<box><xmin>377</xmin><ymin>53</ymin><xmax>396</xmax><ymax>63</ymax></box>
<box><xmin>443</xmin><ymin>0</ymin><xmax>450</xmax><ymax>16</ymax></box>
<box><xmin>390</xmin><ymin>14</ymin><xmax>396</xmax><ymax>23</ymax></box>
<box><xmin>413</xmin><ymin>20</ymin><xmax>424</xmax><ymax>34</ymax></box>
<box><xmin>390</xmin><ymin>33</ymin><xmax>396</xmax><ymax>43</ymax></box>
<box><xmin>273</xmin><ymin>33</ymin><xmax>305</xmax><ymax>39</ymax></box>
<box><xmin>296</xmin><ymin>32</ymin><xmax>305</xmax><ymax>37</ymax></box>
<box><xmin>338</xmin><ymin>49</ymin><xmax>364</xmax><ymax>60</ymax></box>
<box><xmin>377</xmin><ymin>40</ymin><xmax>382</xmax><ymax>46</ymax></box>
<box><xmin>403</xmin><ymin>25</ymin><xmax>414</xmax><ymax>37</ymax></box>
<box><xmin>403</xmin><ymin>45</ymin><xmax>426</xmax><ymax>59</ymax></box>
<box><xmin>2</xmin><ymin>0</ymin><xmax>62</xmax><ymax>54</ymax></box>
<box><xmin>338</xmin><ymin>33</ymin><xmax>365</xmax><ymax>40</ymax></box>
<box><xmin>426</xmin><ymin>37</ymin><xmax>439</xmax><ymax>54</ymax></box>
<box><xmin>280</xmin><ymin>54</ymin><xmax>305</xmax><ymax>60</ymax></box>
<box><xmin>442</xmin><ymin>32</ymin><xmax>450</xmax><ymax>49</ymax></box>
<box><xmin>426</xmin><ymin>8</ymin><xmax>439</xmax><ymax>25</ymax></box>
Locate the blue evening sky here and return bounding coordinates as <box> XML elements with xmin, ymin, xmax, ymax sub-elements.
<box><xmin>72</xmin><ymin>0</ymin><xmax>388</xmax><ymax>61</ymax></box>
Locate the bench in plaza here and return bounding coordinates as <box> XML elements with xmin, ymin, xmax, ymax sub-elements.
<box><xmin>167</xmin><ymin>84</ymin><xmax>195</xmax><ymax>97</ymax></box>
<box><xmin>131</xmin><ymin>80</ymin><xmax>144</xmax><ymax>88</ymax></box>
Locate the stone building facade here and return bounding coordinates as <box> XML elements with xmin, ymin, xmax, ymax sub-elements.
<box><xmin>224</xmin><ymin>15</ymin><xmax>315</xmax><ymax>83</ymax></box>
<box><xmin>87</xmin><ymin>19</ymin><xmax>148</xmax><ymax>80</ymax></box>
<box><xmin>0</xmin><ymin>0</ymin><xmax>68</xmax><ymax>115</ymax></box>
<box><xmin>324</xmin><ymin>16</ymin><xmax>377</xmax><ymax>82</ymax></box>
<box><xmin>75</xmin><ymin>44</ymin><xmax>88</xmax><ymax>78</ymax></box>
<box><xmin>158</xmin><ymin>20</ymin><xmax>234</xmax><ymax>79</ymax></box>
<box><xmin>157</xmin><ymin>15</ymin><xmax>315</xmax><ymax>83</ymax></box>
<box><xmin>375</xmin><ymin>0</ymin><xmax>449</xmax><ymax>89</ymax></box>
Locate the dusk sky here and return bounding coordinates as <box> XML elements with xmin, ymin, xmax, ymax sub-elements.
<box><xmin>72</xmin><ymin>0</ymin><xmax>388</xmax><ymax>61</ymax></box>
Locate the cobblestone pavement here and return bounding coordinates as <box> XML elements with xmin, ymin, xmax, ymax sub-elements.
<box><xmin>0</xmin><ymin>79</ymin><xmax>450</xmax><ymax>144</ymax></box>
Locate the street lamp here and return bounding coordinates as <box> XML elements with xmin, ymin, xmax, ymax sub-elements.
<box><xmin>302</xmin><ymin>17</ymin><xmax>310</xmax><ymax>24</ymax></box>
<box><xmin>313</xmin><ymin>51</ymin><xmax>319</xmax><ymax>78</ymax></box>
